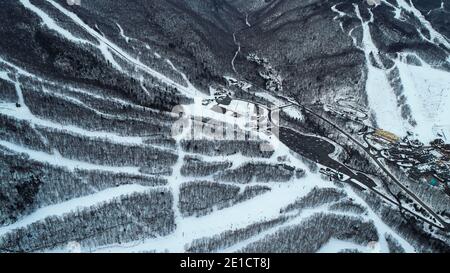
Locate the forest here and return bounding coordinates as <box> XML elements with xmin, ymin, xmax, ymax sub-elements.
<box><xmin>179</xmin><ymin>181</ymin><xmax>270</xmax><ymax>217</ymax></box>
<box><xmin>0</xmin><ymin>189</ymin><xmax>175</xmax><ymax>252</ymax></box>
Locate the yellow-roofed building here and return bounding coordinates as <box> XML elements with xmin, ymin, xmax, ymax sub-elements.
<box><xmin>374</xmin><ymin>129</ymin><xmax>400</xmax><ymax>143</ymax></box>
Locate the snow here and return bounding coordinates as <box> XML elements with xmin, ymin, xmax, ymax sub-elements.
<box><xmin>0</xmin><ymin>103</ymin><xmax>145</xmax><ymax>145</ymax></box>
<box><xmin>18</xmin><ymin>0</ymin><xmax>205</xmax><ymax>99</ymax></box>
<box><xmin>395</xmin><ymin>0</ymin><xmax>450</xmax><ymax>49</ymax></box>
<box><xmin>232</xmin><ymin>32</ymin><xmax>241</xmax><ymax>74</ymax></box>
<box><xmin>19</xmin><ymin>0</ymin><xmax>89</xmax><ymax>45</ymax></box>
<box><xmin>47</xmin><ymin>0</ymin><xmax>204</xmax><ymax>98</ymax></box>
<box><xmin>331</xmin><ymin>4</ymin><xmax>346</xmax><ymax>31</ymax></box>
<box><xmin>85</xmin><ymin>115</ymin><xmax>324</xmax><ymax>252</ymax></box>
<box><xmin>97</xmin><ymin>42</ymin><xmax>123</xmax><ymax>71</ymax></box>
<box><xmin>0</xmin><ymin>139</ymin><xmax>146</xmax><ymax>175</ymax></box>
<box><xmin>344</xmin><ymin>185</ymin><xmax>415</xmax><ymax>252</ymax></box>
<box><xmin>317</xmin><ymin>238</ymin><xmax>373</xmax><ymax>253</ymax></box>
<box><xmin>381</xmin><ymin>0</ymin><xmax>404</xmax><ymax>20</ymax></box>
<box><xmin>0</xmin><ymin>184</ymin><xmax>151</xmax><ymax>237</ymax></box>
<box><xmin>333</xmin><ymin>2</ymin><xmax>450</xmax><ymax>143</ymax></box>
<box><xmin>354</xmin><ymin>5</ymin><xmax>409</xmax><ymax>137</ymax></box>
<box><xmin>85</xmin><ymin>116</ymin><xmax>416</xmax><ymax>253</ymax></box>
<box><xmin>93</xmin><ymin>179</ymin><xmax>323</xmax><ymax>253</ymax></box>
<box><xmin>116</xmin><ymin>23</ymin><xmax>131</xmax><ymax>43</ymax></box>
<box><xmin>282</xmin><ymin>105</ymin><xmax>304</xmax><ymax>121</ymax></box>
<box><xmin>245</xmin><ymin>13</ymin><xmax>251</xmax><ymax>27</ymax></box>
<box><xmin>394</xmin><ymin>58</ymin><xmax>450</xmax><ymax>143</ymax></box>
<box><xmin>166</xmin><ymin>59</ymin><xmax>200</xmax><ymax>97</ymax></box>
<box><xmin>0</xmin><ymin>0</ymin><xmax>429</xmax><ymax>253</ymax></box>
<box><xmin>222</xmin><ymin>205</ymin><xmax>338</xmax><ymax>253</ymax></box>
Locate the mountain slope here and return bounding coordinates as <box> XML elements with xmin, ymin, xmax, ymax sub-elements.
<box><xmin>0</xmin><ymin>0</ymin><xmax>449</xmax><ymax>253</ymax></box>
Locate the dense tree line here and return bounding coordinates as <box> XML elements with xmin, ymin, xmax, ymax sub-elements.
<box><xmin>328</xmin><ymin>200</ymin><xmax>368</xmax><ymax>215</ymax></box>
<box><xmin>214</xmin><ymin>162</ymin><xmax>297</xmax><ymax>184</ymax></box>
<box><xmin>76</xmin><ymin>170</ymin><xmax>167</xmax><ymax>188</ymax></box>
<box><xmin>387</xmin><ymin>65</ymin><xmax>416</xmax><ymax>126</ymax></box>
<box><xmin>40</xmin><ymin>128</ymin><xmax>178</xmax><ymax>168</ymax></box>
<box><xmin>181</xmin><ymin>156</ymin><xmax>232</xmax><ymax>177</ymax></box>
<box><xmin>187</xmin><ymin>216</ymin><xmax>290</xmax><ymax>253</ymax></box>
<box><xmin>0</xmin><ymin>78</ymin><xmax>17</xmax><ymax>103</ymax></box>
<box><xmin>143</xmin><ymin>136</ymin><xmax>177</xmax><ymax>149</ymax></box>
<box><xmin>0</xmin><ymin>115</ymin><xmax>50</xmax><ymax>152</ymax></box>
<box><xmin>0</xmin><ymin>152</ymin><xmax>43</xmax><ymax>226</ymax></box>
<box><xmin>0</xmin><ymin>151</ymin><xmax>167</xmax><ymax>226</ymax></box>
<box><xmin>41</xmin><ymin>81</ymin><xmax>178</xmax><ymax>124</ymax></box>
<box><xmin>0</xmin><ymin>1</ymin><xmax>189</xmax><ymax>114</ymax></box>
<box><xmin>240</xmin><ymin>213</ymin><xmax>379</xmax><ymax>253</ymax></box>
<box><xmin>22</xmin><ymin>84</ymin><xmax>171</xmax><ymax>137</ymax></box>
<box><xmin>356</xmin><ymin>190</ymin><xmax>450</xmax><ymax>253</ymax></box>
<box><xmin>385</xmin><ymin>233</ymin><xmax>405</xmax><ymax>253</ymax></box>
<box><xmin>179</xmin><ymin>181</ymin><xmax>270</xmax><ymax>217</ymax></box>
<box><xmin>179</xmin><ymin>181</ymin><xmax>239</xmax><ymax>217</ymax></box>
<box><xmin>282</xmin><ymin>187</ymin><xmax>347</xmax><ymax>213</ymax></box>
<box><xmin>0</xmin><ymin>190</ymin><xmax>175</xmax><ymax>252</ymax></box>
<box><xmin>181</xmin><ymin>140</ymin><xmax>274</xmax><ymax>158</ymax></box>
<box><xmin>384</xmin><ymin>161</ymin><xmax>450</xmax><ymax>214</ymax></box>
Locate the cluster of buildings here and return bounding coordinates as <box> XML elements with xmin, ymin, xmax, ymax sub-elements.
<box><xmin>323</xmin><ymin>101</ymin><xmax>368</xmax><ymax>123</ymax></box>
<box><xmin>374</xmin><ymin>129</ymin><xmax>400</xmax><ymax>143</ymax></box>
<box><xmin>247</xmin><ymin>53</ymin><xmax>283</xmax><ymax>92</ymax></box>
<box><xmin>402</xmin><ymin>138</ymin><xmax>450</xmax><ymax>189</ymax></box>
<box><xmin>319</xmin><ymin>167</ymin><xmax>345</xmax><ymax>182</ymax></box>
<box><xmin>366</xmin><ymin>128</ymin><xmax>449</xmax><ymax>191</ymax></box>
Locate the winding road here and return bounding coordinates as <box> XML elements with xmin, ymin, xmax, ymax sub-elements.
<box><xmin>278</xmin><ymin>96</ymin><xmax>449</xmax><ymax>230</ymax></box>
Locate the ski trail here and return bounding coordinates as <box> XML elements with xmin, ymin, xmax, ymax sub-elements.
<box><xmin>245</xmin><ymin>13</ymin><xmax>251</xmax><ymax>27</ymax></box>
<box><xmin>331</xmin><ymin>4</ymin><xmax>362</xmax><ymax>48</ymax></box>
<box><xmin>0</xmin><ymin>139</ymin><xmax>148</xmax><ymax>175</ymax></box>
<box><xmin>381</xmin><ymin>0</ymin><xmax>404</xmax><ymax>20</ymax></box>
<box><xmin>331</xmin><ymin>4</ymin><xmax>347</xmax><ymax>32</ymax></box>
<box><xmin>353</xmin><ymin>4</ymin><xmax>408</xmax><ymax>136</ymax></box>
<box><xmin>344</xmin><ymin>186</ymin><xmax>416</xmax><ymax>253</ymax></box>
<box><xmin>88</xmin><ymin>138</ymin><xmax>328</xmax><ymax>253</ymax></box>
<box><xmin>18</xmin><ymin>0</ymin><xmax>204</xmax><ymax>99</ymax></box>
<box><xmin>18</xmin><ymin>0</ymin><xmax>122</xmax><ymax>72</ymax></box>
<box><xmin>0</xmin><ymin>56</ymin><xmax>166</xmax><ymax>115</ymax></box>
<box><xmin>317</xmin><ymin>238</ymin><xmax>371</xmax><ymax>253</ymax></box>
<box><xmin>44</xmin><ymin>0</ymin><xmax>203</xmax><ymax>98</ymax></box>
<box><xmin>116</xmin><ymin>23</ymin><xmax>131</xmax><ymax>43</ymax></box>
<box><xmin>0</xmin><ymin>71</ymin><xmax>50</xmax><ymax>146</ymax></box>
<box><xmin>39</xmin><ymin>86</ymin><xmax>170</xmax><ymax>127</ymax></box>
<box><xmin>0</xmin><ymin>184</ymin><xmax>153</xmax><ymax>238</ymax></box>
<box><xmin>395</xmin><ymin>0</ymin><xmax>450</xmax><ymax>50</ymax></box>
<box><xmin>165</xmin><ymin>59</ymin><xmax>200</xmax><ymax>96</ymax></box>
<box><xmin>0</xmin><ymin>104</ymin><xmax>146</xmax><ymax>145</ymax></box>
<box><xmin>222</xmin><ymin>207</ymin><xmax>373</xmax><ymax>253</ymax></box>
<box><xmin>19</xmin><ymin>0</ymin><xmax>88</xmax><ymax>45</ymax></box>
<box><xmin>163</xmin><ymin>140</ymin><xmax>185</xmax><ymax>252</ymax></box>
<box><xmin>0</xmin><ymin>75</ymin><xmax>173</xmax><ymax>151</ymax></box>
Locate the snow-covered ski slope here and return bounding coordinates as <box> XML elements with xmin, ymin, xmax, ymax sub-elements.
<box><xmin>332</xmin><ymin>0</ymin><xmax>450</xmax><ymax>143</ymax></box>
<box><xmin>0</xmin><ymin>0</ymin><xmax>446</xmax><ymax>253</ymax></box>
